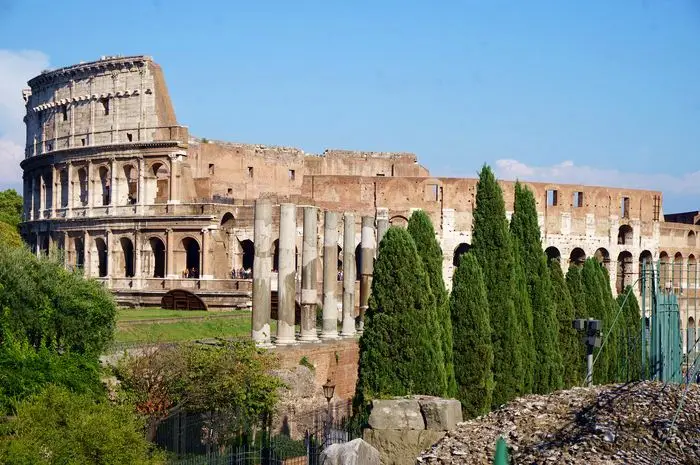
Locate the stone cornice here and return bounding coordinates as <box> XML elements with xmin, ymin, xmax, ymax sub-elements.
<box><xmin>27</xmin><ymin>55</ymin><xmax>151</xmax><ymax>89</ymax></box>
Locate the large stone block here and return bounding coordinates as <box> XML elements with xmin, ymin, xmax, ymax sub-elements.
<box><xmin>363</xmin><ymin>429</ymin><xmax>445</xmax><ymax>465</ymax></box>
<box><xmin>320</xmin><ymin>438</ymin><xmax>380</xmax><ymax>465</ymax></box>
<box><xmin>368</xmin><ymin>399</ymin><xmax>425</xmax><ymax>430</ymax></box>
<box><xmin>417</xmin><ymin>397</ymin><xmax>463</xmax><ymax>431</ymax></box>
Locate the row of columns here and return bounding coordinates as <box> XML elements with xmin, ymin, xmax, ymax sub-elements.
<box><xmin>252</xmin><ymin>200</ymin><xmax>386</xmax><ymax>345</ymax></box>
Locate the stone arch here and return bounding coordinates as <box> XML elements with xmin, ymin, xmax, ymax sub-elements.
<box><xmin>119</xmin><ymin>237</ymin><xmax>135</xmax><ymax>277</ymax></box>
<box><xmin>569</xmin><ymin>247</ymin><xmax>586</xmax><ymax>266</ymax></box>
<box><xmin>239</xmin><ymin>239</ymin><xmax>254</xmax><ymax>271</ymax></box>
<box><xmin>688</xmin><ymin>317</ymin><xmax>696</xmax><ymax>354</ymax></box>
<box><xmin>688</xmin><ymin>254</ymin><xmax>697</xmax><ymax>291</ymax></box>
<box><xmin>673</xmin><ymin>252</ymin><xmax>683</xmax><ymax>290</ymax></box>
<box><xmin>639</xmin><ymin>250</ymin><xmax>653</xmax><ymax>291</ymax></box>
<box><xmin>220</xmin><ymin>212</ymin><xmax>235</xmax><ymax>231</ymax></box>
<box><xmin>123</xmin><ymin>164</ymin><xmax>138</xmax><ymax>204</ymax></box>
<box><xmin>389</xmin><ymin>215</ymin><xmax>408</xmax><ymax>228</ymax></box>
<box><xmin>688</xmin><ymin>231</ymin><xmax>696</xmax><ymax>248</ymax></box>
<box><xmin>453</xmin><ymin>243</ymin><xmax>471</xmax><ymax>267</ymax></box>
<box><xmin>181</xmin><ymin>237</ymin><xmax>201</xmax><ymax>277</ymax></box>
<box><xmin>98</xmin><ymin>165</ymin><xmax>110</xmax><ymax>206</ymax></box>
<box><xmin>659</xmin><ymin>251</ymin><xmax>670</xmax><ymax>290</ymax></box>
<box><xmin>148</xmin><ymin>236</ymin><xmax>166</xmax><ymax>278</ymax></box>
<box><xmin>616</xmin><ymin>250</ymin><xmax>633</xmax><ymax>294</ymax></box>
<box><xmin>95</xmin><ymin>237</ymin><xmax>108</xmax><ymax>277</ymax></box>
<box><xmin>545</xmin><ymin>246</ymin><xmax>561</xmax><ymax>263</ymax></box>
<box><xmin>594</xmin><ymin>247</ymin><xmax>611</xmax><ymax>268</ymax></box>
<box><xmin>150</xmin><ymin>161</ymin><xmax>170</xmax><ymax>204</ymax></box>
<box><xmin>617</xmin><ymin>224</ymin><xmax>633</xmax><ymax>246</ymax></box>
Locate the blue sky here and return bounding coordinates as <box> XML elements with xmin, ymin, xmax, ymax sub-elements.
<box><xmin>0</xmin><ymin>0</ymin><xmax>698</xmax><ymax>212</ymax></box>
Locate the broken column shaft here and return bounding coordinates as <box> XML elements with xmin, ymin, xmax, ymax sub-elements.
<box><xmin>276</xmin><ymin>203</ymin><xmax>297</xmax><ymax>344</ymax></box>
<box><xmin>321</xmin><ymin>211</ymin><xmax>339</xmax><ymax>339</ymax></box>
<box><xmin>252</xmin><ymin>199</ymin><xmax>272</xmax><ymax>345</ymax></box>
<box><xmin>341</xmin><ymin>212</ymin><xmax>356</xmax><ymax>337</ymax></box>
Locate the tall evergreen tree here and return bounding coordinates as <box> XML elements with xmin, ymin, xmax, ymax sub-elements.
<box><xmin>617</xmin><ymin>286</ymin><xmax>643</xmax><ymax>381</ymax></box>
<box><xmin>511</xmin><ymin>250</ymin><xmax>535</xmax><ymax>393</ymax></box>
<box><xmin>596</xmin><ymin>264</ymin><xmax>621</xmax><ymax>383</ymax></box>
<box><xmin>354</xmin><ymin>227</ymin><xmax>447</xmax><ymax>413</ymax></box>
<box><xmin>450</xmin><ymin>253</ymin><xmax>493</xmax><ymax>418</ymax></box>
<box><xmin>510</xmin><ymin>183</ymin><xmax>563</xmax><ymax>393</ymax></box>
<box><xmin>549</xmin><ymin>259</ymin><xmax>582</xmax><ymax>388</ymax></box>
<box><xmin>566</xmin><ymin>264</ymin><xmax>588</xmax><ymax>383</ymax></box>
<box><xmin>471</xmin><ymin>165</ymin><xmax>523</xmax><ymax>407</ymax></box>
<box><xmin>408</xmin><ymin>210</ymin><xmax>457</xmax><ymax>397</ymax></box>
<box><xmin>581</xmin><ymin>259</ymin><xmax>610</xmax><ymax>384</ymax></box>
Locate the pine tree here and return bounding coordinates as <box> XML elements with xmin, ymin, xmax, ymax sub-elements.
<box><xmin>471</xmin><ymin>165</ymin><xmax>523</xmax><ymax>407</ymax></box>
<box><xmin>549</xmin><ymin>259</ymin><xmax>582</xmax><ymax>387</ymax></box>
<box><xmin>450</xmin><ymin>253</ymin><xmax>494</xmax><ymax>418</ymax></box>
<box><xmin>510</xmin><ymin>183</ymin><xmax>563</xmax><ymax>393</ymax></box>
<box><xmin>617</xmin><ymin>286</ymin><xmax>643</xmax><ymax>382</ymax></box>
<box><xmin>408</xmin><ymin>210</ymin><xmax>456</xmax><ymax>397</ymax></box>
<box><xmin>354</xmin><ymin>227</ymin><xmax>447</xmax><ymax>412</ymax></box>
<box><xmin>581</xmin><ymin>259</ymin><xmax>609</xmax><ymax>384</ymax></box>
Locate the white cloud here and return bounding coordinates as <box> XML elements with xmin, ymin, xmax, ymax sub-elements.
<box><xmin>0</xmin><ymin>49</ymin><xmax>50</xmax><ymax>189</ymax></box>
<box><xmin>494</xmin><ymin>159</ymin><xmax>700</xmax><ymax>197</ymax></box>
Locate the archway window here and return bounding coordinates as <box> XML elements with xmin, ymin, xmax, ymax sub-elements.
<box><xmin>240</xmin><ymin>239</ymin><xmax>254</xmax><ymax>271</ymax></box>
<box><xmin>182</xmin><ymin>237</ymin><xmax>201</xmax><ymax>278</ymax></box>
<box><xmin>123</xmin><ymin>165</ymin><xmax>137</xmax><ymax>204</ymax></box>
<box><xmin>120</xmin><ymin>237</ymin><xmax>135</xmax><ymax>277</ymax></box>
<box><xmin>389</xmin><ymin>215</ymin><xmax>408</xmax><ymax>228</ymax></box>
<box><xmin>569</xmin><ymin>248</ymin><xmax>586</xmax><ymax>266</ymax></box>
<box><xmin>99</xmin><ymin>166</ymin><xmax>110</xmax><ymax>206</ymax></box>
<box><xmin>688</xmin><ymin>255</ymin><xmax>697</xmax><ymax>291</ymax></box>
<box><xmin>618</xmin><ymin>225</ymin><xmax>633</xmax><ymax>245</ymax></box>
<box><xmin>59</xmin><ymin>169</ymin><xmax>69</xmax><ymax>208</ymax></box>
<box><xmin>673</xmin><ymin>252</ymin><xmax>683</xmax><ymax>291</ymax></box>
<box><xmin>616</xmin><ymin>251</ymin><xmax>633</xmax><ymax>294</ymax></box>
<box><xmin>151</xmin><ymin>163</ymin><xmax>170</xmax><ymax>204</ymax></box>
<box><xmin>688</xmin><ymin>231</ymin><xmax>696</xmax><ymax>248</ymax></box>
<box><xmin>453</xmin><ymin>243</ymin><xmax>471</xmax><ymax>268</ymax></box>
<box><xmin>78</xmin><ymin>168</ymin><xmax>88</xmax><ymax>206</ymax></box>
<box><xmin>149</xmin><ymin>237</ymin><xmax>166</xmax><ymax>278</ymax></box>
<box><xmin>95</xmin><ymin>238</ymin><xmax>108</xmax><ymax>277</ymax></box>
<box><xmin>659</xmin><ymin>251</ymin><xmax>670</xmax><ymax>291</ymax></box>
<box><xmin>74</xmin><ymin>238</ymin><xmax>85</xmax><ymax>268</ymax></box>
<box><xmin>594</xmin><ymin>248</ymin><xmax>610</xmax><ymax>268</ymax></box>
<box><xmin>545</xmin><ymin>246</ymin><xmax>561</xmax><ymax>263</ymax></box>
<box><xmin>221</xmin><ymin>212</ymin><xmax>235</xmax><ymax>231</ymax></box>
<box><xmin>639</xmin><ymin>250</ymin><xmax>653</xmax><ymax>292</ymax></box>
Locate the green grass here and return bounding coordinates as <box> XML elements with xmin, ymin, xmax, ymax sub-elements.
<box><xmin>114</xmin><ymin>317</ymin><xmax>253</xmax><ymax>344</ymax></box>
<box><xmin>117</xmin><ymin>308</ymin><xmax>248</xmax><ymax>322</ymax></box>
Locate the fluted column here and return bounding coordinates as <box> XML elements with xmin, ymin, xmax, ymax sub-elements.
<box><xmin>277</xmin><ymin>203</ymin><xmax>297</xmax><ymax>344</ymax></box>
<box><xmin>252</xmin><ymin>199</ymin><xmax>273</xmax><ymax>345</ymax></box>
<box><xmin>341</xmin><ymin>213</ymin><xmax>356</xmax><ymax>337</ymax></box>
<box><xmin>321</xmin><ymin>211</ymin><xmax>339</xmax><ymax>339</ymax></box>
<box><xmin>300</xmin><ymin>206</ymin><xmax>320</xmax><ymax>341</ymax></box>
<box><xmin>359</xmin><ymin>216</ymin><xmax>376</xmax><ymax>332</ymax></box>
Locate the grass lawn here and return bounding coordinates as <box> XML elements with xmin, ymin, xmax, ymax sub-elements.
<box><xmin>114</xmin><ymin>317</ymin><xmax>254</xmax><ymax>344</ymax></box>
<box><xmin>117</xmin><ymin>308</ymin><xmax>248</xmax><ymax>322</ymax></box>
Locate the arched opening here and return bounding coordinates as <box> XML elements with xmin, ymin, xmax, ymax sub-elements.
<box><xmin>74</xmin><ymin>237</ymin><xmax>84</xmax><ymax>268</ymax></box>
<box><xmin>95</xmin><ymin>238</ymin><xmax>108</xmax><ymax>277</ymax></box>
<box><xmin>688</xmin><ymin>254</ymin><xmax>697</xmax><ymax>291</ymax></box>
<box><xmin>616</xmin><ymin>251</ymin><xmax>633</xmax><ymax>294</ymax></box>
<box><xmin>594</xmin><ymin>248</ymin><xmax>611</xmax><ymax>270</ymax></box>
<box><xmin>40</xmin><ymin>235</ymin><xmax>49</xmax><ymax>256</ymax></box>
<box><xmin>148</xmin><ymin>237</ymin><xmax>166</xmax><ymax>278</ymax></box>
<box><xmin>639</xmin><ymin>250</ymin><xmax>653</xmax><ymax>292</ymax></box>
<box><xmin>221</xmin><ymin>212</ymin><xmax>235</xmax><ymax>231</ymax></box>
<box><xmin>688</xmin><ymin>317</ymin><xmax>696</xmax><ymax>354</ymax></box>
<box><xmin>545</xmin><ymin>246</ymin><xmax>561</xmax><ymax>263</ymax></box>
<box><xmin>78</xmin><ymin>168</ymin><xmax>88</xmax><ymax>206</ymax></box>
<box><xmin>617</xmin><ymin>225</ymin><xmax>633</xmax><ymax>245</ymax></box>
<box><xmin>151</xmin><ymin>163</ymin><xmax>170</xmax><ymax>204</ymax></box>
<box><xmin>123</xmin><ymin>165</ymin><xmax>137</xmax><ymax>204</ymax></box>
<box><xmin>688</xmin><ymin>231</ymin><xmax>696</xmax><ymax>248</ymax></box>
<box><xmin>673</xmin><ymin>252</ymin><xmax>683</xmax><ymax>291</ymax></box>
<box><xmin>453</xmin><ymin>243</ymin><xmax>471</xmax><ymax>268</ymax></box>
<box><xmin>659</xmin><ymin>251</ymin><xmax>670</xmax><ymax>290</ymax></box>
<box><xmin>182</xmin><ymin>237</ymin><xmax>200</xmax><ymax>278</ymax></box>
<box><xmin>59</xmin><ymin>169</ymin><xmax>68</xmax><ymax>208</ymax></box>
<box><xmin>569</xmin><ymin>248</ymin><xmax>586</xmax><ymax>266</ymax></box>
<box><xmin>120</xmin><ymin>237</ymin><xmax>135</xmax><ymax>277</ymax></box>
<box><xmin>240</xmin><ymin>239</ymin><xmax>254</xmax><ymax>272</ymax></box>
<box><xmin>98</xmin><ymin>166</ymin><xmax>110</xmax><ymax>206</ymax></box>
<box><xmin>389</xmin><ymin>215</ymin><xmax>408</xmax><ymax>228</ymax></box>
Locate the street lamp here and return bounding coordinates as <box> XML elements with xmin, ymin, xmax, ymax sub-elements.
<box><xmin>573</xmin><ymin>318</ymin><xmax>602</xmax><ymax>387</ymax></box>
<box><xmin>322</xmin><ymin>378</ymin><xmax>336</xmax><ymax>446</ymax></box>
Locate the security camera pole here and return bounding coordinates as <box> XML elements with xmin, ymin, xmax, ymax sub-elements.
<box><xmin>573</xmin><ymin>318</ymin><xmax>602</xmax><ymax>387</ymax></box>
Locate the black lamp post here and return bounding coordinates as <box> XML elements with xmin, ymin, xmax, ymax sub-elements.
<box><xmin>322</xmin><ymin>378</ymin><xmax>335</xmax><ymax>420</ymax></box>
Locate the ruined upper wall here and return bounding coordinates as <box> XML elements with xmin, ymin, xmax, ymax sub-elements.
<box><xmin>23</xmin><ymin>55</ymin><xmax>184</xmax><ymax>158</ymax></box>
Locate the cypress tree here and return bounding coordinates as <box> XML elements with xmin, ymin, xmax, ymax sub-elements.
<box><xmin>450</xmin><ymin>253</ymin><xmax>493</xmax><ymax>418</ymax></box>
<box><xmin>596</xmin><ymin>264</ymin><xmax>620</xmax><ymax>383</ymax></box>
<box><xmin>511</xmin><ymin>250</ymin><xmax>535</xmax><ymax>393</ymax></box>
<box><xmin>617</xmin><ymin>286</ymin><xmax>643</xmax><ymax>381</ymax></box>
<box><xmin>581</xmin><ymin>259</ymin><xmax>609</xmax><ymax>384</ymax></box>
<box><xmin>566</xmin><ymin>264</ymin><xmax>588</xmax><ymax>383</ymax></box>
<box><xmin>549</xmin><ymin>259</ymin><xmax>582</xmax><ymax>388</ymax></box>
<box><xmin>471</xmin><ymin>165</ymin><xmax>523</xmax><ymax>407</ymax></box>
<box><xmin>408</xmin><ymin>210</ymin><xmax>457</xmax><ymax>397</ymax></box>
<box><xmin>354</xmin><ymin>227</ymin><xmax>447</xmax><ymax>412</ymax></box>
<box><xmin>510</xmin><ymin>183</ymin><xmax>563</xmax><ymax>393</ymax></box>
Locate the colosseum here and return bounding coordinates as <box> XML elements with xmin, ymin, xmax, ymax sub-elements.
<box><xmin>17</xmin><ymin>55</ymin><xmax>700</xmax><ymax>349</ymax></box>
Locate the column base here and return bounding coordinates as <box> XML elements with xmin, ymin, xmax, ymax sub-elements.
<box><xmin>320</xmin><ymin>332</ymin><xmax>341</xmax><ymax>340</ymax></box>
<box><xmin>298</xmin><ymin>331</ymin><xmax>321</xmax><ymax>342</ymax></box>
<box><xmin>340</xmin><ymin>330</ymin><xmax>357</xmax><ymax>338</ymax></box>
<box><xmin>274</xmin><ymin>337</ymin><xmax>298</xmax><ymax>345</ymax></box>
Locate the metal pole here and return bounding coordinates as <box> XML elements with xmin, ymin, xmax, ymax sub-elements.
<box><xmin>586</xmin><ymin>345</ymin><xmax>594</xmax><ymax>387</ymax></box>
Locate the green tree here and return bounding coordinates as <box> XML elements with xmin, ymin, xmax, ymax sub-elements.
<box><xmin>0</xmin><ymin>189</ymin><xmax>22</xmax><ymax>228</ymax></box>
<box><xmin>0</xmin><ymin>243</ymin><xmax>116</xmax><ymax>355</ymax></box>
<box><xmin>510</xmin><ymin>183</ymin><xmax>563</xmax><ymax>393</ymax></box>
<box><xmin>511</xmin><ymin>252</ymin><xmax>535</xmax><ymax>393</ymax></box>
<box><xmin>566</xmin><ymin>265</ymin><xmax>586</xmax><ymax>319</ymax></box>
<box><xmin>580</xmin><ymin>259</ymin><xmax>609</xmax><ymax>384</ymax></box>
<box><xmin>0</xmin><ymin>222</ymin><xmax>21</xmax><ymax>248</ymax></box>
<box><xmin>0</xmin><ymin>385</ymin><xmax>164</xmax><ymax>465</ymax></box>
<box><xmin>408</xmin><ymin>210</ymin><xmax>456</xmax><ymax>397</ymax></box>
<box><xmin>450</xmin><ymin>253</ymin><xmax>493</xmax><ymax>418</ymax></box>
<box><xmin>594</xmin><ymin>263</ymin><xmax>620</xmax><ymax>382</ymax></box>
<box><xmin>549</xmin><ymin>259</ymin><xmax>582</xmax><ymax>387</ymax></box>
<box><xmin>617</xmin><ymin>286</ymin><xmax>643</xmax><ymax>381</ymax></box>
<box><xmin>354</xmin><ymin>227</ymin><xmax>447</xmax><ymax>412</ymax></box>
<box><xmin>471</xmin><ymin>165</ymin><xmax>523</xmax><ymax>406</ymax></box>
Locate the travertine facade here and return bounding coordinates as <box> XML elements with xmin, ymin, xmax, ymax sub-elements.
<box><xmin>18</xmin><ymin>56</ymin><xmax>700</xmax><ymax>347</ymax></box>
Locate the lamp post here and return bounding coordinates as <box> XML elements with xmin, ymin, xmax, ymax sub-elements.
<box><xmin>573</xmin><ymin>318</ymin><xmax>602</xmax><ymax>386</ymax></box>
<box><xmin>322</xmin><ymin>378</ymin><xmax>335</xmax><ymax>446</ymax></box>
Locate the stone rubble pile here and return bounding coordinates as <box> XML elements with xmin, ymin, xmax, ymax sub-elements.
<box><xmin>417</xmin><ymin>382</ymin><xmax>700</xmax><ymax>464</ymax></box>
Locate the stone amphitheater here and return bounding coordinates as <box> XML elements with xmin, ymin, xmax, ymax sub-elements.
<box><xmin>17</xmin><ymin>55</ymin><xmax>700</xmax><ymax>348</ymax></box>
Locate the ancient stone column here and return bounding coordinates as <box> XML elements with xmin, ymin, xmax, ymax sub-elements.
<box><xmin>106</xmin><ymin>229</ymin><xmax>113</xmax><ymax>278</ymax></box>
<box><xmin>359</xmin><ymin>216</ymin><xmax>376</xmax><ymax>332</ymax></box>
<box><xmin>321</xmin><ymin>211</ymin><xmax>339</xmax><ymax>339</ymax></box>
<box><xmin>168</xmin><ymin>154</ymin><xmax>178</xmax><ymax>204</ymax></box>
<box><xmin>276</xmin><ymin>203</ymin><xmax>297</xmax><ymax>344</ymax></box>
<box><xmin>134</xmin><ymin>230</ymin><xmax>142</xmax><ymax>280</ymax></box>
<box><xmin>84</xmin><ymin>230</ymin><xmax>92</xmax><ymax>277</ymax></box>
<box><xmin>341</xmin><ymin>213</ymin><xmax>357</xmax><ymax>337</ymax></box>
<box><xmin>166</xmin><ymin>228</ymin><xmax>175</xmax><ymax>278</ymax></box>
<box><xmin>300</xmin><ymin>206</ymin><xmax>319</xmax><ymax>342</ymax></box>
<box><xmin>137</xmin><ymin>157</ymin><xmax>145</xmax><ymax>215</ymax></box>
<box><xmin>376</xmin><ymin>210</ymin><xmax>389</xmax><ymax>246</ymax></box>
<box><xmin>66</xmin><ymin>162</ymin><xmax>73</xmax><ymax>217</ymax></box>
<box><xmin>252</xmin><ymin>199</ymin><xmax>273</xmax><ymax>345</ymax></box>
<box><xmin>200</xmin><ymin>228</ymin><xmax>209</xmax><ymax>279</ymax></box>
<box><xmin>109</xmin><ymin>159</ymin><xmax>116</xmax><ymax>215</ymax></box>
